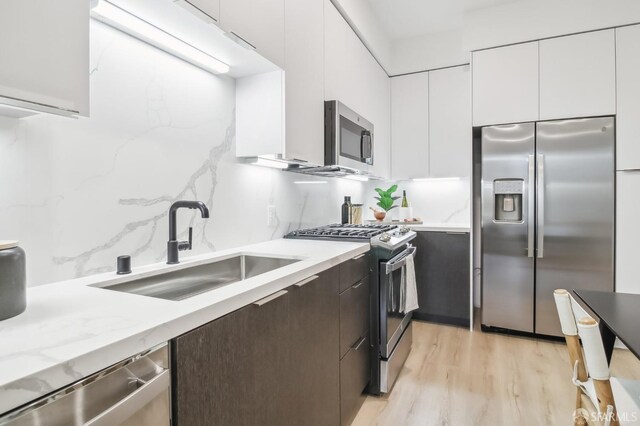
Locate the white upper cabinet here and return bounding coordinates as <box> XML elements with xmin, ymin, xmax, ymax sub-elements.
<box><xmin>324</xmin><ymin>2</ymin><xmax>390</xmax><ymax>178</ymax></box>
<box><xmin>429</xmin><ymin>65</ymin><xmax>471</xmax><ymax>178</ymax></box>
<box><xmin>220</xmin><ymin>0</ymin><xmax>285</xmax><ymax>68</ymax></box>
<box><xmin>616</xmin><ymin>171</ymin><xmax>640</xmax><ymax>294</ymax></box>
<box><xmin>283</xmin><ymin>0</ymin><xmax>324</xmax><ymax>165</ymax></box>
<box><xmin>176</xmin><ymin>0</ymin><xmax>219</xmax><ymax>23</ymax></box>
<box><xmin>472</xmin><ymin>42</ymin><xmax>538</xmax><ymax>126</ymax></box>
<box><xmin>539</xmin><ymin>30</ymin><xmax>616</xmax><ymax>120</ymax></box>
<box><xmin>0</xmin><ymin>0</ymin><xmax>89</xmax><ymax>117</ymax></box>
<box><xmin>616</xmin><ymin>24</ymin><xmax>640</xmax><ymax>171</ymax></box>
<box><xmin>390</xmin><ymin>73</ymin><xmax>429</xmax><ymax>180</ymax></box>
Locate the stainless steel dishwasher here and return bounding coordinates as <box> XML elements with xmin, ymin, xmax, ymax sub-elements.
<box><xmin>0</xmin><ymin>343</ymin><xmax>171</xmax><ymax>426</ymax></box>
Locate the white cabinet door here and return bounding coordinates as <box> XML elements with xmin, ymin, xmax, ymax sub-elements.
<box><xmin>324</xmin><ymin>2</ymin><xmax>390</xmax><ymax>177</ymax></box>
<box><xmin>0</xmin><ymin>0</ymin><xmax>89</xmax><ymax>116</ymax></box>
<box><xmin>177</xmin><ymin>0</ymin><xmax>219</xmax><ymax>23</ymax></box>
<box><xmin>616</xmin><ymin>171</ymin><xmax>640</xmax><ymax>294</ymax></box>
<box><xmin>429</xmin><ymin>65</ymin><xmax>471</xmax><ymax>178</ymax></box>
<box><xmin>472</xmin><ymin>42</ymin><xmax>538</xmax><ymax>126</ymax></box>
<box><xmin>390</xmin><ymin>73</ymin><xmax>429</xmax><ymax>180</ymax></box>
<box><xmin>616</xmin><ymin>25</ymin><xmax>640</xmax><ymax>171</ymax></box>
<box><xmin>539</xmin><ymin>30</ymin><xmax>616</xmax><ymax>120</ymax></box>
<box><xmin>220</xmin><ymin>0</ymin><xmax>285</xmax><ymax>68</ymax></box>
<box><xmin>283</xmin><ymin>0</ymin><xmax>324</xmax><ymax>165</ymax></box>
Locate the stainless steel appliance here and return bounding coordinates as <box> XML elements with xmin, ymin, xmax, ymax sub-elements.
<box><xmin>375</xmin><ymin>240</ymin><xmax>416</xmax><ymax>394</ymax></box>
<box><xmin>324</xmin><ymin>100</ymin><xmax>373</xmax><ymax>170</ymax></box>
<box><xmin>481</xmin><ymin>117</ymin><xmax>615</xmax><ymax>337</ymax></box>
<box><xmin>284</xmin><ymin>223</ymin><xmax>396</xmax><ymax>242</ymax></box>
<box><xmin>285</xmin><ymin>224</ymin><xmax>417</xmax><ymax>394</ymax></box>
<box><xmin>0</xmin><ymin>344</ymin><xmax>171</xmax><ymax>425</ymax></box>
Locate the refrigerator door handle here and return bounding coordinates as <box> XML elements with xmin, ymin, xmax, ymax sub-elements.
<box><xmin>537</xmin><ymin>154</ymin><xmax>545</xmax><ymax>258</ymax></box>
<box><xmin>527</xmin><ymin>155</ymin><xmax>535</xmax><ymax>257</ymax></box>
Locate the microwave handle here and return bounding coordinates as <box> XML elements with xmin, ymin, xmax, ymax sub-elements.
<box><xmin>361</xmin><ymin>131</ymin><xmax>372</xmax><ymax>160</ymax></box>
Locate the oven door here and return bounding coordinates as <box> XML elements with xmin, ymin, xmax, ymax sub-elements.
<box><xmin>379</xmin><ymin>244</ymin><xmax>416</xmax><ymax>359</ymax></box>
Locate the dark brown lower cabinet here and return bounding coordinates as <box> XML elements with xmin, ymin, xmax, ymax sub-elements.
<box><xmin>289</xmin><ymin>267</ymin><xmax>340</xmax><ymax>425</ymax></box>
<box><xmin>413</xmin><ymin>231</ymin><xmax>470</xmax><ymax>327</ymax></box>
<box><xmin>171</xmin><ymin>267</ymin><xmax>339</xmax><ymax>426</ymax></box>
<box><xmin>340</xmin><ymin>335</ymin><xmax>370</xmax><ymax>426</ymax></box>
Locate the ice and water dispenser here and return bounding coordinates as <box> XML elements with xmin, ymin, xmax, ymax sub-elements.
<box><xmin>493</xmin><ymin>179</ymin><xmax>524</xmax><ymax>222</ymax></box>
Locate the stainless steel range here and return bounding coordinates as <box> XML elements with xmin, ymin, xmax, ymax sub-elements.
<box><xmin>284</xmin><ymin>223</ymin><xmax>397</xmax><ymax>242</ymax></box>
<box><xmin>285</xmin><ymin>223</ymin><xmax>417</xmax><ymax>395</ymax></box>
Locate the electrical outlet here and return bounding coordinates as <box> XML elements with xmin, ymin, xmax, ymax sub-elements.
<box><xmin>267</xmin><ymin>205</ymin><xmax>277</xmax><ymax>227</ymax></box>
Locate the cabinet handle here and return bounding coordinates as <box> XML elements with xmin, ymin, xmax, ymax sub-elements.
<box><xmin>253</xmin><ymin>290</ymin><xmax>288</xmax><ymax>307</ymax></box>
<box><xmin>227</xmin><ymin>31</ymin><xmax>256</xmax><ymax>50</ymax></box>
<box><xmin>352</xmin><ymin>253</ymin><xmax>366</xmax><ymax>260</ymax></box>
<box><xmin>352</xmin><ymin>336</ymin><xmax>366</xmax><ymax>351</ymax></box>
<box><xmin>620</xmin><ymin>168</ymin><xmax>640</xmax><ymax>173</ymax></box>
<box><xmin>294</xmin><ymin>275</ymin><xmax>319</xmax><ymax>288</ymax></box>
<box><xmin>445</xmin><ymin>232</ymin><xmax>467</xmax><ymax>235</ymax></box>
<box><xmin>352</xmin><ymin>281</ymin><xmax>364</xmax><ymax>289</ymax></box>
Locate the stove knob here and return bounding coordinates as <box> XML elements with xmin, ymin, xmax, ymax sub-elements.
<box><xmin>399</xmin><ymin>225</ymin><xmax>410</xmax><ymax>234</ymax></box>
<box><xmin>379</xmin><ymin>232</ymin><xmax>391</xmax><ymax>243</ymax></box>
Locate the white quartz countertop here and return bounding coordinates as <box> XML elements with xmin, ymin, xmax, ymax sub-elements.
<box><xmin>0</xmin><ymin>239</ymin><xmax>369</xmax><ymax>415</ymax></box>
<box><xmin>405</xmin><ymin>222</ymin><xmax>470</xmax><ymax>233</ymax></box>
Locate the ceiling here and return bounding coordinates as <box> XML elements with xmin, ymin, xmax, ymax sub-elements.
<box><xmin>367</xmin><ymin>0</ymin><xmax>519</xmax><ymax>41</ymax></box>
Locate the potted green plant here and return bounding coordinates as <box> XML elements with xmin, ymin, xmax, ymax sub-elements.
<box><xmin>370</xmin><ymin>184</ymin><xmax>399</xmax><ymax>221</ymax></box>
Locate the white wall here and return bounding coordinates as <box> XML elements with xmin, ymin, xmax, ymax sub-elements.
<box><xmin>0</xmin><ymin>21</ymin><xmax>368</xmax><ymax>286</ymax></box>
<box><xmin>388</xmin><ymin>0</ymin><xmax>640</xmax><ymax>75</ymax></box>
<box><xmin>369</xmin><ymin>179</ymin><xmax>471</xmax><ymax>225</ymax></box>
<box><xmin>390</xmin><ymin>29</ymin><xmax>469</xmax><ymax>76</ymax></box>
<box><xmin>464</xmin><ymin>0</ymin><xmax>640</xmax><ymax>51</ymax></box>
<box><xmin>330</xmin><ymin>0</ymin><xmax>392</xmax><ymax>73</ymax></box>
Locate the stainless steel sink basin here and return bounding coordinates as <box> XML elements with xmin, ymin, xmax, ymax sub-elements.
<box><xmin>95</xmin><ymin>255</ymin><xmax>300</xmax><ymax>301</ymax></box>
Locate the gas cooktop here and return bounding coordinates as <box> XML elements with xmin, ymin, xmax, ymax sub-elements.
<box><xmin>284</xmin><ymin>223</ymin><xmax>397</xmax><ymax>242</ymax></box>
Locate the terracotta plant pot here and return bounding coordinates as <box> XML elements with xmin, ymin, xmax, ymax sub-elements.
<box><xmin>374</xmin><ymin>210</ymin><xmax>386</xmax><ymax>221</ymax></box>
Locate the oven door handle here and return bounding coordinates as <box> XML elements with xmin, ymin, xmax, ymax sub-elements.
<box><xmin>385</xmin><ymin>245</ymin><xmax>416</xmax><ymax>274</ymax></box>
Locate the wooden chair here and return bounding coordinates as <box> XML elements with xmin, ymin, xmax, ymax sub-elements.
<box><xmin>554</xmin><ymin>289</ymin><xmax>640</xmax><ymax>426</ymax></box>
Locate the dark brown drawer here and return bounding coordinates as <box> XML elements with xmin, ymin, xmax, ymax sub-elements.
<box><xmin>339</xmin><ymin>252</ymin><xmax>370</xmax><ymax>293</ymax></box>
<box><xmin>339</xmin><ymin>278</ymin><xmax>370</xmax><ymax>359</ymax></box>
<box><xmin>340</xmin><ymin>334</ymin><xmax>370</xmax><ymax>426</ymax></box>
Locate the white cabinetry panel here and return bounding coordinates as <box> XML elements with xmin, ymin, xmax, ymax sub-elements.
<box><xmin>472</xmin><ymin>42</ymin><xmax>538</xmax><ymax>126</ymax></box>
<box><xmin>429</xmin><ymin>65</ymin><xmax>471</xmax><ymax>178</ymax></box>
<box><xmin>177</xmin><ymin>0</ymin><xmax>219</xmax><ymax>23</ymax></box>
<box><xmin>0</xmin><ymin>0</ymin><xmax>89</xmax><ymax>116</ymax></box>
<box><xmin>539</xmin><ymin>30</ymin><xmax>616</xmax><ymax>120</ymax></box>
<box><xmin>616</xmin><ymin>24</ymin><xmax>640</xmax><ymax>171</ymax></box>
<box><xmin>324</xmin><ymin>2</ymin><xmax>390</xmax><ymax>178</ymax></box>
<box><xmin>220</xmin><ymin>0</ymin><xmax>285</xmax><ymax>68</ymax></box>
<box><xmin>616</xmin><ymin>171</ymin><xmax>640</xmax><ymax>294</ymax></box>
<box><xmin>284</xmin><ymin>0</ymin><xmax>324</xmax><ymax>165</ymax></box>
<box><xmin>391</xmin><ymin>73</ymin><xmax>429</xmax><ymax>180</ymax></box>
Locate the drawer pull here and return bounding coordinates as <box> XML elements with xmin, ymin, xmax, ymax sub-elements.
<box><xmin>253</xmin><ymin>290</ymin><xmax>288</xmax><ymax>307</ymax></box>
<box><xmin>352</xmin><ymin>336</ymin><xmax>366</xmax><ymax>351</ymax></box>
<box><xmin>294</xmin><ymin>275</ymin><xmax>319</xmax><ymax>288</ymax></box>
<box><xmin>352</xmin><ymin>253</ymin><xmax>366</xmax><ymax>260</ymax></box>
<box><xmin>352</xmin><ymin>281</ymin><xmax>364</xmax><ymax>289</ymax></box>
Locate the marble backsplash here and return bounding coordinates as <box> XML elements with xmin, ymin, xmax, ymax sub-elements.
<box><xmin>0</xmin><ymin>21</ymin><xmax>469</xmax><ymax>287</ymax></box>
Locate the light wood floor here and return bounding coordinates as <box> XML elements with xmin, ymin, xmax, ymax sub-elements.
<box><xmin>353</xmin><ymin>321</ymin><xmax>640</xmax><ymax>426</ymax></box>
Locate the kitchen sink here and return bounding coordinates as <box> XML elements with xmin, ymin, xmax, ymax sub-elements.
<box><xmin>94</xmin><ymin>255</ymin><xmax>300</xmax><ymax>301</ymax></box>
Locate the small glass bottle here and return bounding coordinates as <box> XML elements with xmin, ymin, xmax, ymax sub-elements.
<box><xmin>341</xmin><ymin>196</ymin><xmax>352</xmax><ymax>224</ymax></box>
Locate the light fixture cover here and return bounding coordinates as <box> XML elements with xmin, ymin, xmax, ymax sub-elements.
<box><xmin>91</xmin><ymin>0</ymin><xmax>230</xmax><ymax>75</ymax></box>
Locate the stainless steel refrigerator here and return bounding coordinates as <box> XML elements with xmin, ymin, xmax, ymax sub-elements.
<box><xmin>481</xmin><ymin>117</ymin><xmax>614</xmax><ymax>337</ymax></box>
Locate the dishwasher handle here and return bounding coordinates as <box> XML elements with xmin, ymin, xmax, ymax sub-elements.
<box><xmin>86</xmin><ymin>369</ymin><xmax>170</xmax><ymax>426</ymax></box>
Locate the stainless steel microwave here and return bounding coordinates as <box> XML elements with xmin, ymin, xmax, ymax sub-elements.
<box><xmin>324</xmin><ymin>101</ymin><xmax>374</xmax><ymax>168</ymax></box>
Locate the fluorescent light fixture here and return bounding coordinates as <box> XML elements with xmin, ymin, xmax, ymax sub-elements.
<box><xmin>294</xmin><ymin>181</ymin><xmax>328</xmax><ymax>185</ymax></box>
<box><xmin>412</xmin><ymin>177</ymin><xmax>461</xmax><ymax>182</ymax></box>
<box><xmin>91</xmin><ymin>0</ymin><xmax>230</xmax><ymax>75</ymax></box>
<box><xmin>252</xmin><ymin>157</ymin><xmax>289</xmax><ymax>169</ymax></box>
<box><xmin>344</xmin><ymin>175</ymin><xmax>369</xmax><ymax>182</ymax></box>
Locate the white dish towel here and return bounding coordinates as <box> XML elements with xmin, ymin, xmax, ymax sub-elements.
<box><xmin>402</xmin><ymin>253</ymin><xmax>419</xmax><ymax>313</ymax></box>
